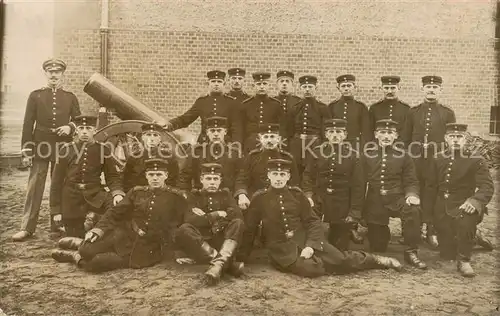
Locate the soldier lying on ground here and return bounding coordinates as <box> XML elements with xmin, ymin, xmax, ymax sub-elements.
<box><xmin>175</xmin><ymin>163</ymin><xmax>245</xmax><ymax>285</ymax></box>
<box><xmin>239</xmin><ymin>158</ymin><xmax>403</xmax><ymax>278</ymax></box>
<box><xmin>51</xmin><ymin>158</ymin><xmax>187</xmax><ymax>272</ymax></box>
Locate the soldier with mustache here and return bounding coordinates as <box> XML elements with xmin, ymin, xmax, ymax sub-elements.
<box><xmin>226</xmin><ymin>68</ymin><xmax>250</xmax><ymax>103</ymax></box>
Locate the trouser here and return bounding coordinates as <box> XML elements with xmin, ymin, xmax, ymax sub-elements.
<box><xmin>328</xmin><ymin>223</ymin><xmax>351</xmax><ymax>251</ymax></box>
<box><xmin>78</xmin><ymin>231</ymin><xmax>127</xmax><ymax>272</ymax></box>
<box><xmin>435</xmin><ymin>212</ymin><xmax>479</xmax><ymax>261</ymax></box>
<box><xmin>278</xmin><ymin>242</ymin><xmax>380</xmax><ymax>278</ymax></box>
<box><xmin>174</xmin><ymin>219</ymin><xmax>244</xmax><ymax>262</ymax></box>
<box><xmin>367</xmin><ymin>204</ymin><xmax>421</xmax><ymax>252</ymax></box>
<box><xmin>20</xmin><ymin>158</ymin><xmax>57</xmax><ymax>233</ymax></box>
<box><xmin>63</xmin><ymin>218</ymin><xmax>85</xmax><ymax>238</ymax></box>
<box><xmin>414</xmin><ymin>156</ymin><xmax>436</xmax><ymax>235</ymax></box>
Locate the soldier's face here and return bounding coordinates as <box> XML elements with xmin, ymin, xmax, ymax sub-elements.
<box><xmin>146</xmin><ymin>170</ymin><xmax>168</xmax><ymax>188</ymax></box>
<box><xmin>75</xmin><ymin>125</ymin><xmax>96</xmax><ymax>142</ymax></box>
<box><xmin>45</xmin><ymin>68</ymin><xmax>64</xmax><ymax>87</ymax></box>
<box><xmin>229</xmin><ymin>76</ymin><xmax>244</xmax><ymax>90</ymax></box>
<box><xmin>253</xmin><ymin>80</ymin><xmax>270</xmax><ymax>95</ymax></box>
<box><xmin>338</xmin><ymin>82</ymin><xmax>355</xmax><ymax>97</ymax></box>
<box><xmin>422</xmin><ymin>84</ymin><xmax>442</xmax><ymax>100</ymax></box>
<box><xmin>200</xmin><ymin>174</ymin><xmax>222</xmax><ymax>192</ymax></box>
<box><xmin>325</xmin><ymin>128</ymin><xmax>347</xmax><ymax>144</ymax></box>
<box><xmin>208</xmin><ymin>79</ymin><xmax>225</xmax><ymax>94</ymax></box>
<box><xmin>268</xmin><ymin>170</ymin><xmax>290</xmax><ymax>189</ymax></box>
<box><xmin>206</xmin><ymin>127</ymin><xmax>227</xmax><ymax>143</ymax></box>
<box><xmin>277</xmin><ymin>77</ymin><xmax>293</xmax><ymax>94</ymax></box>
<box><xmin>141</xmin><ymin>131</ymin><xmax>162</xmax><ymax>148</ymax></box>
<box><xmin>445</xmin><ymin>132</ymin><xmax>467</xmax><ymax>150</ymax></box>
<box><xmin>375</xmin><ymin>129</ymin><xmax>398</xmax><ymax>147</ymax></box>
<box><xmin>300</xmin><ymin>84</ymin><xmax>316</xmax><ymax>98</ymax></box>
<box><xmin>381</xmin><ymin>84</ymin><xmax>400</xmax><ymax>99</ymax></box>
<box><xmin>258</xmin><ymin>133</ymin><xmax>281</xmax><ymax>149</ymax></box>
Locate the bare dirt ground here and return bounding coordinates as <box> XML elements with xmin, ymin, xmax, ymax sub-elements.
<box><xmin>0</xmin><ymin>168</ymin><xmax>499</xmax><ymax>316</ymax></box>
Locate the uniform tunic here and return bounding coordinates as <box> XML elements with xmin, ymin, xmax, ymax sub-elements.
<box><xmin>328</xmin><ymin>96</ymin><xmax>371</xmax><ymax>145</ymax></box>
<box><xmin>226</xmin><ymin>90</ymin><xmax>250</xmax><ymax>104</ymax></box>
<box><xmin>273</xmin><ymin>93</ymin><xmax>302</xmax><ymax>115</ymax></box>
<box><xmin>369</xmin><ymin>98</ymin><xmax>411</xmax><ymax>146</ymax></box>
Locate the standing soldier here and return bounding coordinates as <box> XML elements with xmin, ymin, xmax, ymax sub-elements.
<box><xmin>122</xmin><ymin>122</ymin><xmax>178</xmax><ymax>191</ymax></box>
<box><xmin>239</xmin><ymin>72</ymin><xmax>283</xmax><ymax>153</ymax></box>
<box><xmin>407</xmin><ymin>75</ymin><xmax>455</xmax><ymax>248</ymax></box>
<box><xmin>302</xmin><ymin>119</ymin><xmax>364</xmax><ymax>251</ymax></box>
<box><xmin>273</xmin><ymin>70</ymin><xmax>301</xmax><ymax>115</ymax></box>
<box><xmin>226</xmin><ymin>68</ymin><xmax>250</xmax><ymax>103</ymax></box>
<box><xmin>165</xmin><ymin>70</ymin><xmax>241</xmax><ymax>144</ymax></box>
<box><xmin>49</xmin><ymin>116</ymin><xmax>125</xmax><ymax>238</ymax></box>
<box><xmin>362</xmin><ymin>119</ymin><xmax>427</xmax><ymax>269</ymax></box>
<box><xmin>51</xmin><ymin>158</ymin><xmax>187</xmax><ymax>272</ymax></box>
<box><xmin>428</xmin><ymin>124</ymin><xmax>494</xmax><ymax>277</ymax></box>
<box><xmin>328</xmin><ymin>75</ymin><xmax>371</xmax><ymax>148</ymax></box>
<box><xmin>175</xmin><ymin>163</ymin><xmax>245</xmax><ymax>284</ymax></box>
<box><xmin>239</xmin><ymin>159</ymin><xmax>403</xmax><ymax>278</ymax></box>
<box><xmin>12</xmin><ymin>58</ymin><xmax>81</xmax><ymax>241</ymax></box>
<box><xmin>178</xmin><ymin>116</ymin><xmax>242</xmax><ymax>191</ymax></box>
<box><xmin>234</xmin><ymin>123</ymin><xmax>299</xmax><ymax>210</ymax></box>
<box><xmin>286</xmin><ymin>75</ymin><xmax>331</xmax><ymax>180</ymax></box>
<box><xmin>369</xmin><ymin>76</ymin><xmax>411</xmax><ymax>146</ymax></box>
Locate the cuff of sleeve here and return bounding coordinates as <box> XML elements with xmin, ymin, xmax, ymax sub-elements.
<box><xmin>90</xmin><ymin>228</ymin><xmax>105</xmax><ymax>238</ymax></box>
<box><xmin>234</xmin><ymin>189</ymin><xmax>247</xmax><ymax>199</ymax></box>
<box><xmin>405</xmin><ymin>192</ymin><xmax>419</xmax><ymax>199</ymax></box>
<box><xmin>50</xmin><ymin>206</ymin><xmax>61</xmax><ymax>215</ymax></box>
<box><xmin>111</xmin><ymin>190</ymin><xmax>125</xmax><ymax>197</ymax></box>
<box><xmin>68</xmin><ymin>122</ymin><xmax>76</xmax><ymax>133</ymax></box>
<box><xmin>305</xmin><ymin>240</ymin><xmax>324</xmax><ymax>252</ymax></box>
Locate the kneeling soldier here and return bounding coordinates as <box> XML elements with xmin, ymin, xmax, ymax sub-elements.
<box><xmin>363</xmin><ymin>119</ymin><xmax>426</xmax><ymax>269</ymax></box>
<box><xmin>428</xmin><ymin>123</ymin><xmax>494</xmax><ymax>277</ymax></box>
<box><xmin>50</xmin><ymin>115</ymin><xmax>124</xmax><ymax>238</ymax></box>
<box><xmin>239</xmin><ymin>159</ymin><xmax>402</xmax><ymax>278</ymax></box>
<box><xmin>175</xmin><ymin>163</ymin><xmax>245</xmax><ymax>285</ymax></box>
<box><xmin>51</xmin><ymin>158</ymin><xmax>187</xmax><ymax>272</ymax></box>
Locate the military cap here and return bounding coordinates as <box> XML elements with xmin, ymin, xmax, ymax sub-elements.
<box><xmin>324</xmin><ymin>119</ymin><xmax>347</xmax><ymax>130</ymax></box>
<box><xmin>72</xmin><ymin>115</ymin><xmax>97</xmax><ymax>127</ymax></box>
<box><xmin>422</xmin><ymin>75</ymin><xmax>443</xmax><ymax>86</ymax></box>
<box><xmin>200</xmin><ymin>162</ymin><xmax>223</xmax><ymax>175</ymax></box>
<box><xmin>375</xmin><ymin>119</ymin><xmax>398</xmax><ymax>131</ymax></box>
<box><xmin>258</xmin><ymin>123</ymin><xmax>280</xmax><ymax>134</ymax></box>
<box><xmin>445</xmin><ymin>123</ymin><xmax>468</xmax><ymax>134</ymax></box>
<box><xmin>206</xmin><ymin>116</ymin><xmax>228</xmax><ymax>129</ymax></box>
<box><xmin>42</xmin><ymin>58</ymin><xmax>67</xmax><ymax>71</ymax></box>
<box><xmin>381</xmin><ymin>76</ymin><xmax>401</xmax><ymax>85</ymax></box>
<box><xmin>252</xmin><ymin>72</ymin><xmax>271</xmax><ymax>81</ymax></box>
<box><xmin>336</xmin><ymin>74</ymin><xmax>356</xmax><ymax>83</ymax></box>
<box><xmin>145</xmin><ymin>158</ymin><xmax>170</xmax><ymax>171</ymax></box>
<box><xmin>267</xmin><ymin>159</ymin><xmax>292</xmax><ymax>171</ymax></box>
<box><xmin>141</xmin><ymin>122</ymin><xmax>164</xmax><ymax>133</ymax></box>
<box><xmin>276</xmin><ymin>70</ymin><xmax>294</xmax><ymax>80</ymax></box>
<box><xmin>298</xmin><ymin>75</ymin><xmax>318</xmax><ymax>85</ymax></box>
<box><xmin>228</xmin><ymin>68</ymin><xmax>246</xmax><ymax>77</ymax></box>
<box><xmin>207</xmin><ymin>70</ymin><xmax>226</xmax><ymax>80</ymax></box>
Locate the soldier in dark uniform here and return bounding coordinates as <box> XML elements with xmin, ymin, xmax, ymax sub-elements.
<box><xmin>226</xmin><ymin>67</ymin><xmax>250</xmax><ymax>103</ymax></box>
<box><xmin>175</xmin><ymin>163</ymin><xmax>245</xmax><ymax>284</ymax></box>
<box><xmin>407</xmin><ymin>75</ymin><xmax>456</xmax><ymax>248</ymax></box>
<box><xmin>273</xmin><ymin>70</ymin><xmax>301</xmax><ymax>115</ymax></box>
<box><xmin>178</xmin><ymin>116</ymin><xmax>243</xmax><ymax>191</ymax></box>
<box><xmin>234</xmin><ymin>123</ymin><xmax>299</xmax><ymax>210</ymax></box>
<box><xmin>51</xmin><ymin>158</ymin><xmax>187</xmax><ymax>272</ymax></box>
<box><xmin>13</xmin><ymin>58</ymin><xmax>81</xmax><ymax>241</ymax></box>
<box><xmin>49</xmin><ymin>116</ymin><xmax>125</xmax><ymax>238</ymax></box>
<box><xmin>369</xmin><ymin>76</ymin><xmax>411</xmax><ymax>147</ymax></box>
<box><xmin>362</xmin><ymin>119</ymin><xmax>426</xmax><ymax>269</ymax></box>
<box><xmin>427</xmin><ymin>123</ymin><xmax>494</xmax><ymax>277</ymax></box>
<box><xmin>239</xmin><ymin>159</ymin><xmax>403</xmax><ymax>278</ymax></box>
<box><xmin>285</xmin><ymin>75</ymin><xmax>331</xmax><ymax>180</ymax></box>
<box><xmin>165</xmin><ymin>70</ymin><xmax>241</xmax><ymax>144</ymax></box>
<box><xmin>122</xmin><ymin>122</ymin><xmax>178</xmax><ymax>191</ymax></box>
<box><xmin>239</xmin><ymin>72</ymin><xmax>284</xmax><ymax>153</ymax></box>
<box><xmin>302</xmin><ymin>119</ymin><xmax>364</xmax><ymax>251</ymax></box>
<box><xmin>328</xmin><ymin>74</ymin><xmax>371</xmax><ymax>148</ymax></box>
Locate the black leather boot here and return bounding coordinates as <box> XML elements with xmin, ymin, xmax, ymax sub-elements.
<box><xmin>51</xmin><ymin>249</ymin><xmax>81</xmax><ymax>264</ymax></box>
<box><xmin>404</xmin><ymin>249</ymin><xmax>427</xmax><ymax>269</ymax></box>
<box><xmin>371</xmin><ymin>254</ymin><xmax>403</xmax><ymax>271</ymax></box>
<box><xmin>475</xmin><ymin>230</ymin><xmax>494</xmax><ymax>251</ymax></box>
<box><xmin>205</xmin><ymin>239</ymin><xmax>238</xmax><ymax>285</ymax></box>
<box><xmin>58</xmin><ymin>237</ymin><xmax>83</xmax><ymax>250</ymax></box>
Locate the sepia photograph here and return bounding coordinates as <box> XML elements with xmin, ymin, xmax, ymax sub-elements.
<box><xmin>0</xmin><ymin>0</ymin><xmax>499</xmax><ymax>315</ymax></box>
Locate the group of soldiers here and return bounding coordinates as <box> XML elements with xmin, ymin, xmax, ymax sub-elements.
<box><xmin>12</xmin><ymin>59</ymin><xmax>495</xmax><ymax>284</ymax></box>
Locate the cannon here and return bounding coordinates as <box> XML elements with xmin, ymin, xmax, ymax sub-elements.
<box><xmin>83</xmin><ymin>72</ymin><xmax>195</xmax><ymax>170</ymax></box>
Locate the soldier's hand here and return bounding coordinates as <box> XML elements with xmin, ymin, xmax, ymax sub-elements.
<box><xmin>160</xmin><ymin>121</ymin><xmax>173</xmax><ymax>131</ymax></box>
<box><xmin>344</xmin><ymin>216</ymin><xmax>356</xmax><ymax>224</ymax></box>
<box><xmin>307</xmin><ymin>197</ymin><xmax>314</xmax><ymax>207</ymax></box>
<box><xmin>22</xmin><ymin>156</ymin><xmax>32</xmax><ymax>168</ymax></box>
<box><xmin>84</xmin><ymin>231</ymin><xmax>99</xmax><ymax>243</ymax></box>
<box><xmin>459</xmin><ymin>201</ymin><xmax>476</xmax><ymax>214</ymax></box>
<box><xmin>113</xmin><ymin>194</ymin><xmax>124</xmax><ymax>206</ymax></box>
<box><xmin>176</xmin><ymin>258</ymin><xmax>195</xmax><ymax>265</ymax></box>
<box><xmin>192</xmin><ymin>207</ymin><xmax>206</xmax><ymax>216</ymax></box>
<box><xmin>238</xmin><ymin>194</ymin><xmax>250</xmax><ymax>210</ymax></box>
<box><xmin>55</xmin><ymin>125</ymin><xmax>71</xmax><ymax>136</ymax></box>
<box><xmin>53</xmin><ymin>214</ymin><xmax>62</xmax><ymax>225</ymax></box>
<box><xmin>406</xmin><ymin>195</ymin><xmax>420</xmax><ymax>206</ymax></box>
<box><xmin>217</xmin><ymin>211</ymin><xmax>227</xmax><ymax>218</ymax></box>
<box><xmin>300</xmin><ymin>247</ymin><xmax>314</xmax><ymax>259</ymax></box>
